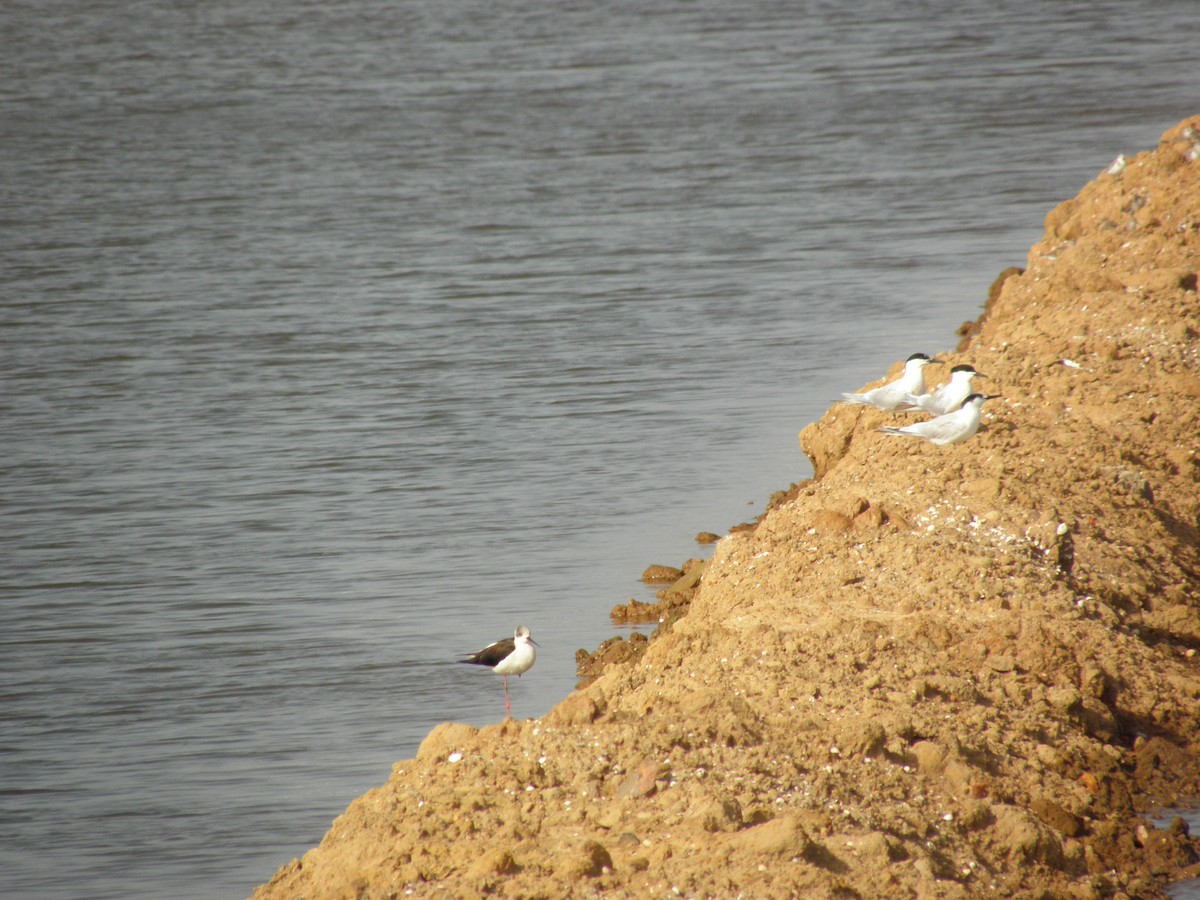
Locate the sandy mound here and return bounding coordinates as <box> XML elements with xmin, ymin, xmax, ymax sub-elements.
<box><xmin>251</xmin><ymin>117</ymin><xmax>1200</xmax><ymax>899</ymax></box>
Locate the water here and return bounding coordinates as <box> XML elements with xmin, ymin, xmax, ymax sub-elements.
<box><xmin>2</xmin><ymin>1</ymin><xmax>1196</xmax><ymax>897</ymax></box>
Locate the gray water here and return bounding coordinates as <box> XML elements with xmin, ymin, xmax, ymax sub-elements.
<box><xmin>2</xmin><ymin>1</ymin><xmax>1197</xmax><ymax>897</ymax></box>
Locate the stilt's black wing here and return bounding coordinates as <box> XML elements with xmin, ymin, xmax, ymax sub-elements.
<box><xmin>460</xmin><ymin>637</ymin><xmax>515</xmax><ymax>668</ymax></box>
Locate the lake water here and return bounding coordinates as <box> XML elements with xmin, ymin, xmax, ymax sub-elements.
<box><xmin>2</xmin><ymin>1</ymin><xmax>1197</xmax><ymax>897</ymax></box>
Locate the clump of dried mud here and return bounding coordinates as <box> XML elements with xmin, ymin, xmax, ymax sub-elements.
<box><xmin>252</xmin><ymin>117</ymin><xmax>1200</xmax><ymax>899</ymax></box>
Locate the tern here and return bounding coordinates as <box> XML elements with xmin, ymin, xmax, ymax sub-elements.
<box><xmin>903</xmin><ymin>364</ymin><xmax>987</xmax><ymax>416</ymax></box>
<box><xmin>841</xmin><ymin>353</ymin><xmax>937</xmax><ymax>411</ymax></box>
<box><xmin>879</xmin><ymin>393</ymin><xmax>997</xmax><ymax>445</ymax></box>
<box><xmin>460</xmin><ymin>625</ymin><xmax>538</xmax><ymax>718</ymax></box>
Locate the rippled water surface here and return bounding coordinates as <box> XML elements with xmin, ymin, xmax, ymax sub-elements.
<box><xmin>2</xmin><ymin>1</ymin><xmax>1197</xmax><ymax>896</ymax></box>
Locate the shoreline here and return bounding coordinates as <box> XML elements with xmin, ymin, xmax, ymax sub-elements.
<box><xmin>252</xmin><ymin>116</ymin><xmax>1200</xmax><ymax>899</ymax></box>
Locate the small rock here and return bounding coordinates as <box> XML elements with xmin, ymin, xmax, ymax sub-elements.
<box><xmin>1030</xmin><ymin>798</ymin><xmax>1084</xmax><ymax>837</ymax></box>
<box><xmin>853</xmin><ymin>831</ymin><xmax>906</xmax><ymax>863</ymax></box>
<box><xmin>959</xmin><ymin>801</ymin><xmax>995</xmax><ymax>831</ymax></box>
<box><xmin>592</xmin><ymin>807</ymin><xmax>622</xmax><ymax>830</ymax></box>
<box><xmin>1110</xmin><ymin>467</ymin><xmax>1155</xmax><ymax>503</ymax></box>
<box><xmin>943</xmin><ymin>759</ymin><xmax>976</xmax><ymax>795</ymax></box>
<box><xmin>694</xmin><ymin>531</ymin><xmax>721</xmax><ymax>544</ymax></box>
<box><xmin>730</xmin><ymin>815</ymin><xmax>815</xmax><ymax>856</ymax></box>
<box><xmin>468</xmin><ymin>849</ymin><xmax>520</xmax><ymax>877</ymax></box>
<box><xmin>1035</xmin><ymin>744</ymin><xmax>1066</xmax><ymax>772</ymax></box>
<box><xmin>831</xmin><ymin>716</ymin><xmax>886</xmax><ymax>758</ymax></box>
<box><xmin>911</xmin><ymin>740</ymin><xmax>949</xmax><ymax>774</ymax></box>
<box><xmin>1047</xmin><ymin>686</ymin><xmax>1082</xmax><ymax>713</ymax></box>
<box><xmin>853</xmin><ymin>505</ymin><xmax>886</xmax><ymax>529</ymax></box>
<box><xmin>991</xmin><ymin>805</ymin><xmax>1063</xmax><ymax>866</ymax></box>
<box><xmin>987</xmin><ymin>655</ymin><xmax>1015</xmax><ymax>673</ymax></box>
<box><xmin>615</xmin><ymin>761</ymin><xmax>660</xmax><ymax>799</ymax></box>
<box><xmin>608</xmin><ymin>598</ymin><xmax>660</xmax><ymax>623</ymax></box>
<box><xmin>812</xmin><ymin>509</ymin><xmax>854</xmax><ymax>533</ymax></box>
<box><xmin>642</xmin><ymin>564</ymin><xmax>683</xmax><ymax>584</ymax></box>
<box><xmin>698</xmin><ymin>798</ymin><xmax>743</xmax><ymax>833</ymax></box>
<box><xmin>659</xmin><ymin>564</ymin><xmax>704</xmax><ymax>601</ymax></box>
<box><xmin>561</xmin><ymin>841</ymin><xmax>612</xmax><ymax>878</ymax></box>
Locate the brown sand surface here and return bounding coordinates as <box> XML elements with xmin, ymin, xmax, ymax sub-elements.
<box><xmin>251</xmin><ymin>117</ymin><xmax>1200</xmax><ymax>899</ymax></box>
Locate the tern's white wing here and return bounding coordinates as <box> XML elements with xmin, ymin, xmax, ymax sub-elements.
<box><xmin>842</xmin><ymin>383</ymin><xmax>907</xmax><ymax>410</ymax></box>
<box><xmin>880</xmin><ymin>406</ymin><xmax>979</xmax><ymax>445</ymax></box>
<box><xmin>913</xmin><ymin>415</ymin><xmax>972</xmax><ymax>445</ymax></box>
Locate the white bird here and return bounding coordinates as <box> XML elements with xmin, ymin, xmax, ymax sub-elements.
<box><xmin>460</xmin><ymin>625</ymin><xmax>538</xmax><ymax>718</ymax></box>
<box><xmin>841</xmin><ymin>353</ymin><xmax>937</xmax><ymax>411</ymax></box>
<box><xmin>902</xmin><ymin>364</ymin><xmax>987</xmax><ymax>416</ymax></box>
<box><xmin>879</xmin><ymin>393</ymin><xmax>996</xmax><ymax>445</ymax></box>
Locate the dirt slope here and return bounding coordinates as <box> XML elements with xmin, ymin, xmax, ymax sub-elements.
<box><xmin>251</xmin><ymin>116</ymin><xmax>1200</xmax><ymax>899</ymax></box>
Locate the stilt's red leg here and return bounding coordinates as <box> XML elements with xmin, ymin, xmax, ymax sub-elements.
<box><xmin>504</xmin><ymin>675</ymin><xmax>511</xmax><ymax>718</ymax></box>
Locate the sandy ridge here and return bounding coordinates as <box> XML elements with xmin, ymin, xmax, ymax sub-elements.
<box><xmin>251</xmin><ymin>116</ymin><xmax>1200</xmax><ymax>899</ymax></box>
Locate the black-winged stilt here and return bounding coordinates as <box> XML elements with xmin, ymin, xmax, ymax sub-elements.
<box><xmin>460</xmin><ymin>625</ymin><xmax>538</xmax><ymax>718</ymax></box>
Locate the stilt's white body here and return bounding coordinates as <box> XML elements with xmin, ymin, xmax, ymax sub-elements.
<box><xmin>904</xmin><ymin>365</ymin><xmax>985</xmax><ymax>416</ymax></box>
<box><xmin>841</xmin><ymin>354</ymin><xmax>935</xmax><ymax>411</ymax></box>
<box><xmin>493</xmin><ymin>631</ymin><xmax>536</xmax><ymax>676</ymax></box>
<box><xmin>879</xmin><ymin>393</ymin><xmax>992</xmax><ymax>445</ymax></box>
